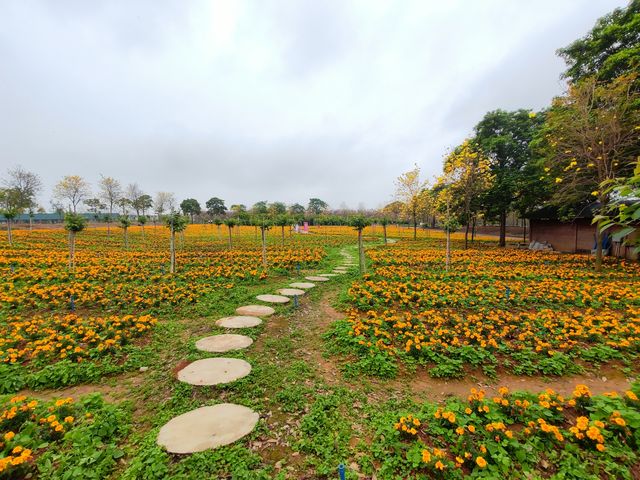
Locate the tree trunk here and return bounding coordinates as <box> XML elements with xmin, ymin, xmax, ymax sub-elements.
<box><xmin>595</xmin><ymin>221</ymin><xmax>603</xmax><ymax>272</ymax></box>
<box><xmin>281</xmin><ymin>226</ymin><xmax>285</xmax><ymax>246</ymax></box>
<box><xmin>522</xmin><ymin>218</ymin><xmax>527</xmax><ymax>244</ymax></box>
<box><xmin>471</xmin><ymin>217</ymin><xmax>476</xmax><ymax>243</ymax></box>
<box><xmin>29</xmin><ymin>216</ymin><xmax>33</xmax><ymax>231</ymax></box>
<box><xmin>499</xmin><ymin>210</ymin><xmax>506</xmax><ymax>247</ymax></box>
<box><xmin>261</xmin><ymin>228</ymin><xmax>267</xmax><ymax>267</ymax></box>
<box><xmin>7</xmin><ymin>219</ymin><xmax>12</xmax><ymax>246</ymax></box>
<box><xmin>358</xmin><ymin>229</ymin><xmax>366</xmax><ymax>274</ymax></box>
<box><xmin>124</xmin><ymin>228</ymin><xmax>128</xmax><ymax>249</ymax></box>
<box><xmin>228</xmin><ymin>227</ymin><xmax>233</xmax><ymax>249</ymax></box>
<box><xmin>464</xmin><ymin>223</ymin><xmax>470</xmax><ymax>249</ymax></box>
<box><xmin>383</xmin><ymin>224</ymin><xmax>387</xmax><ymax>245</ymax></box>
<box><xmin>446</xmin><ymin>228</ymin><xmax>451</xmax><ymax>272</ymax></box>
<box><xmin>413</xmin><ymin>213</ymin><xmax>417</xmax><ymax>241</ymax></box>
<box><xmin>217</xmin><ymin>224</ymin><xmax>221</xmax><ymax>239</ymax></box>
<box><xmin>141</xmin><ymin>225</ymin><xmax>145</xmax><ymax>241</ymax></box>
<box><xmin>68</xmin><ymin>231</ymin><xmax>76</xmax><ymax>271</ymax></box>
<box><xmin>170</xmin><ymin>226</ymin><xmax>176</xmax><ymax>274</ymax></box>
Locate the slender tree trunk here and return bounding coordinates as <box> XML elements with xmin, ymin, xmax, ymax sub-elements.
<box><xmin>217</xmin><ymin>224</ymin><xmax>221</xmax><ymax>239</ymax></box>
<box><xmin>281</xmin><ymin>226</ymin><xmax>285</xmax><ymax>246</ymax></box>
<box><xmin>7</xmin><ymin>219</ymin><xmax>12</xmax><ymax>246</ymax></box>
<box><xmin>358</xmin><ymin>229</ymin><xmax>366</xmax><ymax>274</ymax></box>
<box><xmin>124</xmin><ymin>228</ymin><xmax>128</xmax><ymax>249</ymax></box>
<box><xmin>261</xmin><ymin>228</ymin><xmax>267</xmax><ymax>267</ymax></box>
<box><xmin>170</xmin><ymin>226</ymin><xmax>176</xmax><ymax>274</ymax></box>
<box><xmin>471</xmin><ymin>217</ymin><xmax>476</xmax><ymax>244</ymax></box>
<box><xmin>383</xmin><ymin>224</ymin><xmax>387</xmax><ymax>245</ymax></box>
<box><xmin>464</xmin><ymin>223</ymin><xmax>470</xmax><ymax>249</ymax></box>
<box><xmin>413</xmin><ymin>210</ymin><xmax>417</xmax><ymax>241</ymax></box>
<box><xmin>522</xmin><ymin>218</ymin><xmax>526</xmax><ymax>244</ymax></box>
<box><xmin>595</xmin><ymin>221</ymin><xmax>603</xmax><ymax>272</ymax></box>
<box><xmin>68</xmin><ymin>231</ymin><xmax>76</xmax><ymax>271</ymax></box>
<box><xmin>141</xmin><ymin>225</ymin><xmax>145</xmax><ymax>241</ymax></box>
<box><xmin>499</xmin><ymin>210</ymin><xmax>506</xmax><ymax>247</ymax></box>
<box><xmin>29</xmin><ymin>216</ymin><xmax>33</xmax><ymax>231</ymax></box>
<box><xmin>228</xmin><ymin>227</ymin><xmax>233</xmax><ymax>249</ymax></box>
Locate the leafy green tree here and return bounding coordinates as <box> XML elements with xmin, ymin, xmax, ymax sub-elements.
<box><xmin>307</xmin><ymin>198</ymin><xmax>328</xmax><ymax>216</ymax></box>
<box><xmin>251</xmin><ymin>201</ymin><xmax>269</xmax><ymax>215</ymax></box>
<box><xmin>224</xmin><ymin>218</ymin><xmax>237</xmax><ymax>249</ymax></box>
<box><xmin>351</xmin><ymin>215</ymin><xmax>372</xmax><ymax>274</ymax></box>
<box><xmin>205</xmin><ymin>197</ymin><xmax>227</xmax><ymax>216</ymax></box>
<box><xmin>273</xmin><ymin>215</ymin><xmax>290</xmax><ymax>246</ymax></box>
<box><xmin>379</xmin><ymin>217</ymin><xmax>389</xmax><ymax>245</ymax></box>
<box><xmin>254</xmin><ymin>216</ymin><xmax>271</xmax><ymax>267</ymax></box>
<box><xmin>119</xmin><ymin>217</ymin><xmax>131</xmax><ymax>249</ymax></box>
<box><xmin>54</xmin><ymin>175</ymin><xmax>91</xmax><ymax>213</ymax></box>
<box><xmin>180</xmin><ymin>198</ymin><xmax>201</xmax><ymax>223</ymax></box>
<box><xmin>138</xmin><ymin>215</ymin><xmax>148</xmax><ymax>240</ymax></box>
<box><xmin>213</xmin><ymin>217</ymin><xmax>223</xmax><ymax>238</ymax></box>
<box><xmin>165</xmin><ymin>213</ymin><xmax>189</xmax><ymax>273</ymax></box>
<box><xmin>0</xmin><ymin>188</ymin><xmax>22</xmax><ymax>245</ymax></box>
<box><xmin>230</xmin><ymin>204</ymin><xmax>246</xmax><ymax>216</ymax></box>
<box><xmin>268</xmin><ymin>202</ymin><xmax>287</xmax><ymax>216</ymax></box>
<box><xmin>134</xmin><ymin>194</ymin><xmax>153</xmax><ymax>217</ymax></box>
<box><xmin>64</xmin><ymin>212</ymin><xmax>86</xmax><ymax>271</ymax></box>
<box><xmin>288</xmin><ymin>203</ymin><xmax>305</xmax><ymax>216</ymax></box>
<box><xmin>474</xmin><ymin>109</ymin><xmax>544</xmax><ymax>246</ymax></box>
<box><xmin>557</xmin><ymin>0</ymin><xmax>640</xmax><ymax>82</ymax></box>
<box><xmin>3</xmin><ymin>166</ymin><xmax>42</xmax><ymax>233</ymax></box>
<box><xmin>83</xmin><ymin>198</ymin><xmax>106</xmax><ymax>221</ymax></box>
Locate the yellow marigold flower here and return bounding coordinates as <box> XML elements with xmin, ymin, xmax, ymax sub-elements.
<box><xmin>626</xmin><ymin>391</ymin><xmax>638</xmax><ymax>401</ymax></box>
<box><xmin>476</xmin><ymin>456</ymin><xmax>487</xmax><ymax>468</ymax></box>
<box><xmin>422</xmin><ymin>450</ymin><xmax>431</xmax><ymax>463</ymax></box>
<box><xmin>596</xmin><ymin>443</ymin><xmax>606</xmax><ymax>452</ymax></box>
<box><xmin>64</xmin><ymin>416</ymin><xmax>74</xmax><ymax>423</ymax></box>
<box><xmin>4</xmin><ymin>432</ymin><xmax>15</xmax><ymax>441</ymax></box>
<box><xmin>555</xmin><ymin>177</ymin><xmax>563</xmax><ymax>183</ymax></box>
<box><xmin>435</xmin><ymin>460</ymin><xmax>445</xmax><ymax>470</ymax></box>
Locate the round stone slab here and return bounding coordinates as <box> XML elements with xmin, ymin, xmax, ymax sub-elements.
<box><xmin>305</xmin><ymin>276</ymin><xmax>330</xmax><ymax>282</ymax></box>
<box><xmin>277</xmin><ymin>288</ymin><xmax>306</xmax><ymax>296</ymax></box>
<box><xmin>235</xmin><ymin>305</ymin><xmax>275</xmax><ymax>316</ymax></box>
<box><xmin>216</xmin><ymin>316</ymin><xmax>263</xmax><ymax>328</ymax></box>
<box><xmin>196</xmin><ymin>334</ymin><xmax>253</xmax><ymax>353</ymax></box>
<box><xmin>157</xmin><ymin>403</ymin><xmax>259</xmax><ymax>454</ymax></box>
<box><xmin>318</xmin><ymin>273</ymin><xmax>338</xmax><ymax>277</ymax></box>
<box><xmin>256</xmin><ymin>294</ymin><xmax>290</xmax><ymax>304</ymax></box>
<box><xmin>177</xmin><ymin>358</ymin><xmax>252</xmax><ymax>385</ymax></box>
<box><xmin>290</xmin><ymin>282</ymin><xmax>315</xmax><ymax>289</ymax></box>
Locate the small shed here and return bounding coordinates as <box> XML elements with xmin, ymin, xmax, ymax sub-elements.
<box><xmin>527</xmin><ymin>203</ymin><xmax>638</xmax><ymax>260</ymax></box>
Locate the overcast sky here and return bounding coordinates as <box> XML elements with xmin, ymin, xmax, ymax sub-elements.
<box><xmin>0</xmin><ymin>0</ymin><xmax>626</xmax><ymax>211</ymax></box>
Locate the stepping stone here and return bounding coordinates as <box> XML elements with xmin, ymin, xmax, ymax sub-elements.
<box><xmin>318</xmin><ymin>273</ymin><xmax>338</xmax><ymax>277</ymax></box>
<box><xmin>305</xmin><ymin>276</ymin><xmax>330</xmax><ymax>282</ymax></box>
<box><xmin>290</xmin><ymin>282</ymin><xmax>315</xmax><ymax>289</ymax></box>
<box><xmin>196</xmin><ymin>334</ymin><xmax>253</xmax><ymax>353</ymax></box>
<box><xmin>235</xmin><ymin>305</ymin><xmax>275</xmax><ymax>316</ymax></box>
<box><xmin>177</xmin><ymin>358</ymin><xmax>252</xmax><ymax>385</ymax></box>
<box><xmin>216</xmin><ymin>316</ymin><xmax>263</xmax><ymax>328</ymax></box>
<box><xmin>157</xmin><ymin>403</ymin><xmax>259</xmax><ymax>453</ymax></box>
<box><xmin>332</xmin><ymin>271</ymin><xmax>346</xmax><ymax>274</ymax></box>
<box><xmin>256</xmin><ymin>294</ymin><xmax>290</xmax><ymax>304</ymax></box>
<box><xmin>277</xmin><ymin>288</ymin><xmax>306</xmax><ymax>296</ymax></box>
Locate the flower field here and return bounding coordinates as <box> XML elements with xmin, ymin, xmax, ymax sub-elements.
<box><xmin>371</xmin><ymin>383</ymin><xmax>640</xmax><ymax>478</ymax></box>
<box><xmin>332</xmin><ymin>243</ymin><xmax>640</xmax><ymax>378</ymax></box>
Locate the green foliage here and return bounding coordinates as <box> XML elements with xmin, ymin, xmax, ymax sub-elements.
<box><xmin>557</xmin><ymin>0</ymin><xmax>640</xmax><ymax>82</ymax></box>
<box><xmin>64</xmin><ymin>213</ymin><xmax>87</xmax><ymax>233</ymax></box>
<box><xmin>180</xmin><ymin>198</ymin><xmax>201</xmax><ymax>219</ymax></box>
<box><xmin>205</xmin><ymin>197</ymin><xmax>227</xmax><ymax>216</ymax></box>
<box><xmin>307</xmin><ymin>198</ymin><xmax>329</xmax><ymax>215</ymax></box>
<box><xmin>164</xmin><ymin>212</ymin><xmax>189</xmax><ymax>232</ymax></box>
<box><xmin>350</xmin><ymin>215</ymin><xmax>371</xmax><ymax>231</ymax></box>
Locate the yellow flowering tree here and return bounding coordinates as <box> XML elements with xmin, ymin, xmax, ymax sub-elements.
<box><xmin>395</xmin><ymin>165</ymin><xmax>429</xmax><ymax>240</ymax></box>
<box><xmin>441</xmin><ymin>139</ymin><xmax>493</xmax><ymax>248</ymax></box>
<box><xmin>541</xmin><ymin>72</ymin><xmax>639</xmax><ymax>269</ymax></box>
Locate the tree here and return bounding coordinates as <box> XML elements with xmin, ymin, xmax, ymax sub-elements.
<box><xmin>540</xmin><ymin>73</ymin><xmax>639</xmax><ymax>270</ymax></box>
<box><xmin>180</xmin><ymin>198</ymin><xmax>201</xmax><ymax>223</ymax></box>
<box><xmin>351</xmin><ymin>215</ymin><xmax>372</xmax><ymax>274</ymax></box>
<box><xmin>224</xmin><ymin>218</ymin><xmax>236</xmax><ymax>249</ymax></box>
<box><xmin>83</xmin><ymin>198</ymin><xmax>106</xmax><ymax>221</ymax></box>
<box><xmin>0</xmin><ymin>188</ymin><xmax>21</xmax><ymax>245</ymax></box>
<box><xmin>594</xmin><ymin>158</ymin><xmax>640</xmax><ymax>255</ymax></box>
<box><xmin>98</xmin><ymin>175</ymin><xmax>121</xmax><ymax>235</ymax></box>
<box><xmin>126</xmin><ymin>183</ymin><xmax>144</xmax><ymax>216</ymax></box>
<box><xmin>395</xmin><ymin>165</ymin><xmax>428</xmax><ymax>240</ymax></box>
<box><xmin>557</xmin><ymin>0</ymin><xmax>640</xmax><ymax>83</ymax></box>
<box><xmin>154</xmin><ymin>191</ymin><xmax>176</xmax><ymax>222</ymax></box>
<box><xmin>53</xmin><ymin>175</ymin><xmax>91</xmax><ymax>213</ymax></box>
<box><xmin>213</xmin><ymin>217</ymin><xmax>223</xmax><ymax>239</ymax></box>
<box><xmin>230</xmin><ymin>204</ymin><xmax>247</xmax><ymax>216</ymax></box>
<box><xmin>307</xmin><ymin>198</ymin><xmax>329</xmax><ymax>216</ymax></box>
<box><xmin>64</xmin><ymin>212</ymin><xmax>86</xmax><ymax>271</ymax></box>
<box><xmin>165</xmin><ymin>213</ymin><xmax>189</xmax><ymax>274</ymax></box>
<box><xmin>432</xmin><ymin>183</ymin><xmax>461</xmax><ymax>272</ymax></box>
<box><xmin>474</xmin><ymin>109</ymin><xmax>544</xmax><ymax>246</ymax></box>
<box><xmin>381</xmin><ymin>201</ymin><xmax>405</xmax><ymax>224</ymax></box>
<box><xmin>251</xmin><ymin>201</ymin><xmax>269</xmax><ymax>215</ymax></box>
<box><xmin>289</xmin><ymin>203</ymin><xmax>305</xmax><ymax>216</ymax></box>
<box><xmin>119</xmin><ymin>217</ymin><xmax>131</xmax><ymax>249</ymax></box>
<box><xmin>138</xmin><ymin>215</ymin><xmax>148</xmax><ymax>240</ymax></box>
<box><xmin>255</xmin><ymin>217</ymin><xmax>271</xmax><ymax>267</ymax></box>
<box><xmin>134</xmin><ymin>194</ymin><xmax>153</xmax><ymax>217</ymax></box>
<box><xmin>441</xmin><ymin>140</ymin><xmax>493</xmax><ymax>248</ymax></box>
<box><xmin>269</xmin><ymin>202</ymin><xmax>287</xmax><ymax>216</ymax></box>
<box><xmin>206</xmin><ymin>197</ymin><xmax>227</xmax><ymax>216</ymax></box>
<box><xmin>379</xmin><ymin>217</ymin><xmax>389</xmax><ymax>245</ymax></box>
<box><xmin>273</xmin><ymin>214</ymin><xmax>290</xmax><ymax>246</ymax></box>
<box><xmin>3</xmin><ymin>166</ymin><xmax>42</xmax><ymax>231</ymax></box>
